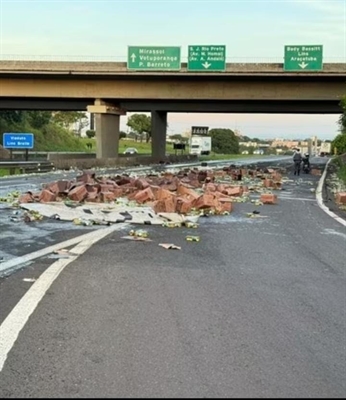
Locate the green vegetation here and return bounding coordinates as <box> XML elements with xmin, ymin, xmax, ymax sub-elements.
<box><xmin>331</xmin><ymin>95</ymin><xmax>346</xmax><ymax>156</ymax></box>
<box><xmin>338</xmin><ymin>96</ymin><xmax>346</xmax><ymax>134</ymax></box>
<box><xmin>0</xmin><ymin>168</ymin><xmax>20</xmax><ymax>177</ymax></box>
<box><xmin>86</xmin><ymin>129</ymin><xmax>95</xmax><ymax>138</ymax></box>
<box><xmin>333</xmin><ymin>155</ymin><xmax>346</xmax><ymax>184</ymax></box>
<box><xmin>127</xmin><ymin>114</ymin><xmax>152</xmax><ymax>142</ymax></box>
<box><xmin>332</xmin><ymin>134</ymin><xmax>346</xmax><ymax>155</ymax></box>
<box><xmin>337</xmin><ymin>165</ymin><xmax>346</xmax><ymax>184</ymax></box>
<box><xmin>209</xmin><ymin>128</ymin><xmax>240</xmax><ymax>154</ymax></box>
<box><xmin>0</xmin><ymin>111</ymin><xmax>88</xmax><ymax>152</ymax></box>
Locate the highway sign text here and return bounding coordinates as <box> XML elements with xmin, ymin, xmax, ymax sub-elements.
<box><xmin>3</xmin><ymin>133</ymin><xmax>34</xmax><ymax>149</ymax></box>
<box><xmin>284</xmin><ymin>45</ymin><xmax>323</xmax><ymax>71</ymax></box>
<box><xmin>127</xmin><ymin>46</ymin><xmax>181</xmax><ymax>70</ymax></box>
<box><xmin>188</xmin><ymin>45</ymin><xmax>226</xmax><ymax>71</ymax></box>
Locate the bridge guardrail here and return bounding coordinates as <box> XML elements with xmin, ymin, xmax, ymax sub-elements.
<box><xmin>0</xmin><ymin>160</ymin><xmax>55</xmax><ymax>174</ymax></box>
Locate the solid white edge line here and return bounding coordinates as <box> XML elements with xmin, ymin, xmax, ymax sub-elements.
<box><xmin>0</xmin><ymin>224</ymin><xmax>126</xmax><ymax>276</ymax></box>
<box><xmin>0</xmin><ymin>224</ymin><xmax>123</xmax><ymax>372</ymax></box>
<box><xmin>315</xmin><ymin>158</ymin><xmax>346</xmax><ymax>227</ymax></box>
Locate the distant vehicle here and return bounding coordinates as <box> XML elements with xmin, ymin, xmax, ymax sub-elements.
<box><xmin>253</xmin><ymin>149</ymin><xmax>264</xmax><ymax>155</ymax></box>
<box><xmin>189</xmin><ymin>136</ymin><xmax>212</xmax><ymax>156</ymax></box>
<box><xmin>123</xmin><ymin>147</ymin><xmax>138</xmax><ymax>155</ymax></box>
<box><xmin>319</xmin><ymin>142</ymin><xmax>331</xmax><ymax>156</ymax></box>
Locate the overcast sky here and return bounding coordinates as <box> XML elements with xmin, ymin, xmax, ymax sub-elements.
<box><xmin>1</xmin><ymin>0</ymin><xmax>345</xmax><ymax>140</ymax></box>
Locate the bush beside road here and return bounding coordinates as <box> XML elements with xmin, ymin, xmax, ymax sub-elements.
<box><xmin>323</xmin><ymin>154</ymin><xmax>346</xmax><ymax>220</ymax></box>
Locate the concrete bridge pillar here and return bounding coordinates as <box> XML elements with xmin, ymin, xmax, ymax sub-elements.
<box><xmin>87</xmin><ymin>99</ymin><xmax>125</xmax><ymax>159</ymax></box>
<box><xmin>151</xmin><ymin>111</ymin><xmax>167</xmax><ymax>160</ymax></box>
<box><xmin>94</xmin><ymin>114</ymin><xmax>120</xmax><ymax>159</ymax></box>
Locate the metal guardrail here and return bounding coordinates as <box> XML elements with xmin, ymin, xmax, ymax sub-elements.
<box><xmin>0</xmin><ymin>160</ymin><xmax>55</xmax><ymax>174</ymax></box>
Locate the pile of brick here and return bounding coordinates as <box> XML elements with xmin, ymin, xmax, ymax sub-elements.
<box><xmin>18</xmin><ymin>166</ymin><xmax>282</xmax><ymax>213</ymax></box>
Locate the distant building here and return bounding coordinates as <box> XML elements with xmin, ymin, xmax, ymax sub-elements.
<box><xmin>270</xmin><ymin>139</ymin><xmax>309</xmax><ymax>150</ymax></box>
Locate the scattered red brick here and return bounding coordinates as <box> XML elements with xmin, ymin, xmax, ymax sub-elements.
<box><xmin>176</xmin><ymin>197</ymin><xmax>194</xmax><ymax>214</ymax></box>
<box><xmin>220</xmin><ymin>201</ymin><xmax>233</xmax><ymax>213</ymax></box>
<box><xmin>311</xmin><ymin>169</ymin><xmax>322</xmax><ymax>176</ymax></box>
<box><xmin>152</xmin><ymin>196</ymin><xmax>177</xmax><ymax>213</ymax></box>
<box><xmin>39</xmin><ymin>190</ymin><xmax>57</xmax><ymax>203</ymax></box>
<box><xmin>260</xmin><ymin>193</ymin><xmax>278</xmax><ymax>205</ymax></box>
<box><xmin>193</xmin><ymin>194</ymin><xmax>216</xmax><ymax>209</ymax></box>
<box><xmin>156</xmin><ymin>188</ymin><xmax>175</xmax><ymax>201</ymax></box>
<box><xmin>100</xmin><ymin>184</ymin><xmax>116</xmax><ymax>193</ymax></box>
<box><xmin>335</xmin><ymin>192</ymin><xmax>346</xmax><ymax>204</ymax></box>
<box><xmin>263</xmin><ymin>178</ymin><xmax>274</xmax><ymax>188</ymax></box>
<box><xmin>205</xmin><ymin>183</ymin><xmax>217</xmax><ymax>192</ymax></box>
<box><xmin>223</xmin><ymin>186</ymin><xmax>243</xmax><ymax>197</ymax></box>
<box><xmin>22</xmin><ymin>167</ymin><xmax>287</xmax><ymax>215</ymax></box>
<box><xmin>45</xmin><ymin>180</ymin><xmax>69</xmax><ymax>194</ymax></box>
<box><xmin>68</xmin><ymin>185</ymin><xmax>88</xmax><ymax>202</ymax></box>
<box><xmin>101</xmin><ymin>192</ymin><xmax>116</xmax><ymax>202</ymax></box>
<box><xmin>134</xmin><ymin>187</ymin><xmax>155</xmax><ymax>204</ymax></box>
<box><xmin>176</xmin><ymin>184</ymin><xmax>200</xmax><ymax>200</ymax></box>
<box><xmin>134</xmin><ymin>178</ymin><xmax>150</xmax><ymax>190</ymax></box>
<box><xmin>18</xmin><ymin>192</ymin><xmax>34</xmax><ymax>203</ymax></box>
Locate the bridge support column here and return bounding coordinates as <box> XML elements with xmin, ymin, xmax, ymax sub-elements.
<box><xmin>151</xmin><ymin>111</ymin><xmax>167</xmax><ymax>160</ymax></box>
<box><xmin>87</xmin><ymin>100</ymin><xmax>126</xmax><ymax>159</ymax></box>
<box><xmin>94</xmin><ymin>114</ymin><xmax>120</xmax><ymax>159</ymax></box>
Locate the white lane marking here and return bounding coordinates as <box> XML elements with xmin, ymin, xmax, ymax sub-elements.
<box><xmin>321</xmin><ymin>229</ymin><xmax>346</xmax><ymax>240</ymax></box>
<box><xmin>0</xmin><ymin>225</ymin><xmax>122</xmax><ymax>372</ymax></box>
<box><xmin>278</xmin><ymin>197</ymin><xmax>316</xmax><ymax>202</ymax></box>
<box><xmin>0</xmin><ymin>224</ymin><xmax>126</xmax><ymax>276</ymax></box>
<box><xmin>316</xmin><ymin>159</ymin><xmax>346</xmax><ymax>228</ymax></box>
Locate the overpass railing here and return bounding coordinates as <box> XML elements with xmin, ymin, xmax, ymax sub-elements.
<box><xmin>0</xmin><ymin>54</ymin><xmax>345</xmax><ymax>63</ymax></box>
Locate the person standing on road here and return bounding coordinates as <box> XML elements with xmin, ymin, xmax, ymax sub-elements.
<box><xmin>293</xmin><ymin>148</ymin><xmax>302</xmax><ymax>176</ymax></box>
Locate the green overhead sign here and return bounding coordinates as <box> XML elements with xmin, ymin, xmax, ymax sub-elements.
<box><xmin>188</xmin><ymin>45</ymin><xmax>226</xmax><ymax>71</ymax></box>
<box><xmin>127</xmin><ymin>46</ymin><xmax>181</xmax><ymax>70</ymax></box>
<box><xmin>284</xmin><ymin>45</ymin><xmax>323</xmax><ymax>71</ymax></box>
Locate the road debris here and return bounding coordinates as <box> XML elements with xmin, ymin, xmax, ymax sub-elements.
<box><xmin>49</xmin><ymin>249</ymin><xmax>78</xmax><ymax>258</ymax></box>
<box><xmin>185</xmin><ymin>235</ymin><xmax>200</xmax><ymax>242</ymax></box>
<box><xmin>184</xmin><ymin>222</ymin><xmax>199</xmax><ymax>228</ymax></box>
<box><xmin>159</xmin><ymin>243</ymin><xmax>181</xmax><ymax>250</ymax></box>
<box><xmin>23</xmin><ymin>278</ymin><xmax>36</xmax><ymax>282</ymax></box>
<box><xmin>129</xmin><ymin>229</ymin><xmax>149</xmax><ymax>238</ymax></box>
<box><xmin>11</xmin><ymin>165</ymin><xmax>286</xmax><ymax>226</ymax></box>
<box><xmin>335</xmin><ymin>192</ymin><xmax>346</xmax><ymax>205</ymax></box>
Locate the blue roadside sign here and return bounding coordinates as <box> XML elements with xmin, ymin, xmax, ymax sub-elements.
<box><xmin>3</xmin><ymin>133</ymin><xmax>34</xmax><ymax>149</ymax></box>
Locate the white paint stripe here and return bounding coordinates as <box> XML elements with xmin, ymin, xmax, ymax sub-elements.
<box><xmin>0</xmin><ymin>224</ymin><xmax>126</xmax><ymax>276</ymax></box>
<box><xmin>278</xmin><ymin>197</ymin><xmax>316</xmax><ymax>202</ymax></box>
<box><xmin>316</xmin><ymin>158</ymin><xmax>346</xmax><ymax>227</ymax></box>
<box><xmin>0</xmin><ymin>225</ymin><xmax>121</xmax><ymax>372</ymax></box>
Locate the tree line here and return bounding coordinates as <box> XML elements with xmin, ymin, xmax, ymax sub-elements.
<box><xmin>332</xmin><ymin>96</ymin><xmax>346</xmax><ymax>155</ymax></box>
<box><xmin>0</xmin><ymin>111</ymin><xmax>89</xmax><ymax>151</ymax></box>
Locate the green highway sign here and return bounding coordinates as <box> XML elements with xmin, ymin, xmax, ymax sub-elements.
<box><xmin>284</xmin><ymin>45</ymin><xmax>323</xmax><ymax>71</ymax></box>
<box><xmin>188</xmin><ymin>45</ymin><xmax>226</xmax><ymax>71</ymax></box>
<box><xmin>127</xmin><ymin>46</ymin><xmax>181</xmax><ymax>70</ymax></box>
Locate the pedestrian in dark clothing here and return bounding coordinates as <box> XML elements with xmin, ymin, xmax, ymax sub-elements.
<box><xmin>293</xmin><ymin>149</ymin><xmax>302</xmax><ymax>176</ymax></box>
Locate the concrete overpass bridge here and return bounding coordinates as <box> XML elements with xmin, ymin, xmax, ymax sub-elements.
<box><xmin>0</xmin><ymin>61</ymin><xmax>345</xmax><ymax>159</ymax></box>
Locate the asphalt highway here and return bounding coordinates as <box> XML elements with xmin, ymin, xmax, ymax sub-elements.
<box><xmin>0</xmin><ymin>155</ymin><xmax>291</xmax><ymax>268</ymax></box>
<box><xmin>0</xmin><ymin>158</ymin><xmax>345</xmax><ymax>398</ymax></box>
